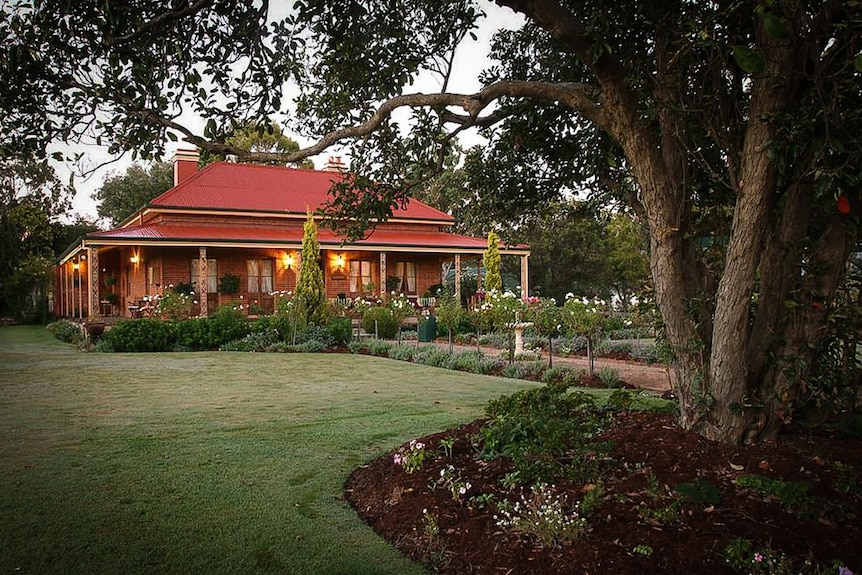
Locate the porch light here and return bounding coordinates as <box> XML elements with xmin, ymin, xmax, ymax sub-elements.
<box><xmin>284</xmin><ymin>253</ymin><xmax>294</xmax><ymax>270</ymax></box>
<box><xmin>130</xmin><ymin>254</ymin><xmax>139</xmax><ymax>265</ymax></box>
<box><xmin>72</xmin><ymin>262</ymin><xmax>80</xmax><ymax>271</ymax></box>
<box><xmin>333</xmin><ymin>253</ymin><xmax>346</xmax><ymax>271</ymax></box>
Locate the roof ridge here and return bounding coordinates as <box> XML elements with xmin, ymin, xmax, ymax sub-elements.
<box><xmin>211</xmin><ymin>161</ymin><xmax>335</xmax><ymax>175</ymax></box>
<box><xmin>144</xmin><ymin>161</ymin><xmax>453</xmax><ymax>223</ymax></box>
<box><xmin>147</xmin><ymin>161</ymin><xmax>219</xmax><ymax>206</ymax></box>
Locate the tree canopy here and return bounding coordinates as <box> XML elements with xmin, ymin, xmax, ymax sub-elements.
<box><xmin>93</xmin><ymin>121</ymin><xmax>311</xmax><ymax>226</ymax></box>
<box><xmin>4</xmin><ymin>1</ymin><xmax>861</xmax><ymax>444</ymax></box>
<box><xmin>95</xmin><ymin>161</ymin><xmax>173</xmax><ymax>226</ymax></box>
<box><xmin>0</xmin><ymin>159</ymin><xmax>76</xmax><ymax>319</ymax></box>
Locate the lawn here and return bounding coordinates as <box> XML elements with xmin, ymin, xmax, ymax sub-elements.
<box><xmin>0</xmin><ymin>326</ymin><xmax>536</xmax><ymax>575</ymax></box>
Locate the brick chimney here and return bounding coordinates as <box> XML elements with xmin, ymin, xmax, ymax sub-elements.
<box><xmin>172</xmin><ymin>148</ymin><xmax>200</xmax><ymax>186</ymax></box>
<box><xmin>323</xmin><ymin>155</ymin><xmax>346</xmax><ymax>172</ymax></box>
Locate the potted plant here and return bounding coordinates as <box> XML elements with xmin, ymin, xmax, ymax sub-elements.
<box><xmin>219</xmin><ymin>273</ymin><xmax>240</xmax><ymax>295</ymax></box>
<box><xmin>386</xmin><ymin>276</ymin><xmax>402</xmax><ymax>293</ymax></box>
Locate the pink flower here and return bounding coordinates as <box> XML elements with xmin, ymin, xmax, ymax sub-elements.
<box><xmin>754</xmin><ymin>553</ymin><xmax>763</xmax><ymax>563</ymax></box>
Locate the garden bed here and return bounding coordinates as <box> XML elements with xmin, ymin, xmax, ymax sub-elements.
<box><xmin>348</xmin><ymin>408</ymin><xmax>861</xmax><ymax>574</ymax></box>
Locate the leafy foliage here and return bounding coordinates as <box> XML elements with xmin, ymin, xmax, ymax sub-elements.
<box><xmin>295</xmin><ymin>213</ymin><xmax>327</xmax><ymax>327</ymax></box>
<box><xmin>218</xmin><ymin>273</ymin><xmax>240</xmax><ymax>295</ymax></box>
<box><xmin>46</xmin><ymin>320</ymin><xmax>84</xmax><ymax>344</ymax></box>
<box><xmin>483</xmin><ymin>231</ymin><xmax>502</xmax><ymax>293</ymax></box>
<box><xmin>1</xmin><ymin>1</ymin><xmax>289</xmax><ymax>162</ymax></box>
<box><xmin>200</xmin><ymin>118</ymin><xmax>314</xmax><ymax>168</ymax></box>
<box><xmin>102</xmin><ymin>319</ymin><xmax>177</xmax><ymax>353</ymax></box>
<box><xmin>95</xmin><ymin>162</ymin><xmax>172</xmax><ymax>226</ymax></box>
<box><xmin>434</xmin><ymin>290</ymin><xmax>464</xmax><ymax>352</ymax></box>
<box><xmin>361</xmin><ymin>307</ymin><xmax>398</xmax><ymax>339</ymax></box>
<box><xmin>1</xmin><ymin>159</ymin><xmax>72</xmax><ymax>319</ymax></box>
<box><xmin>480</xmin><ymin>384</ymin><xmax>611</xmax><ymax>485</ymax></box>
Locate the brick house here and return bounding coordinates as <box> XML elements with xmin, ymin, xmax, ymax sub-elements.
<box><xmin>55</xmin><ymin>150</ymin><xmax>530</xmax><ymax>320</ymax></box>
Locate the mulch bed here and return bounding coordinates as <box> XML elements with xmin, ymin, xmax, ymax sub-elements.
<box><xmin>346</xmin><ymin>410</ymin><xmax>862</xmax><ymax>574</ymax></box>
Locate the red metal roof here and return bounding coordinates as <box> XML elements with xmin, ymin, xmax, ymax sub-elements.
<box><xmin>88</xmin><ymin>223</ymin><xmax>521</xmax><ymax>252</ymax></box>
<box><xmin>149</xmin><ymin>162</ymin><xmax>454</xmax><ymax>222</ymax></box>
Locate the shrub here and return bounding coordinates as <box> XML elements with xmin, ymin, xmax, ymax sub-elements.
<box><xmin>556</xmin><ymin>336</ymin><xmax>587</xmax><ymax>355</ymax></box>
<box><xmin>361</xmin><ymin>306</ymin><xmax>398</xmax><ymax>339</ymax></box>
<box><xmin>414</xmin><ymin>345</ymin><xmax>454</xmax><ymax>368</ymax></box>
<box><xmin>541</xmin><ymin>366</ymin><xmax>575</xmax><ymax>385</ymax></box>
<box><xmin>605</xmin><ymin>327</ymin><xmax>651</xmax><ymax>340</ymax></box>
<box><xmin>450</xmin><ymin>350</ymin><xmax>478</xmax><ymax>371</ymax></box>
<box><xmin>366</xmin><ymin>339</ymin><xmax>393</xmax><ymax>356</ymax></box>
<box><xmin>208</xmin><ymin>306</ymin><xmax>250</xmax><ymax>346</ymax></box>
<box><xmin>455</xmin><ymin>315</ymin><xmax>476</xmax><ymax>335</ymax></box>
<box><xmin>295</xmin><ymin>339</ymin><xmax>326</xmax><ymax>353</ymax></box>
<box><xmin>476</xmin><ymin>355</ymin><xmax>505</xmax><ymax>375</ymax></box>
<box><xmin>502</xmin><ymin>360</ymin><xmax>546</xmax><ymax>381</ymax></box>
<box><xmin>478</xmin><ymin>331</ymin><xmax>509</xmax><ymax>349</ymax></box>
<box><xmin>174</xmin><ymin>317</ymin><xmax>215</xmax><ymax>351</ymax></box>
<box><xmin>46</xmin><ymin>320</ymin><xmax>83</xmax><ymax>344</ymax></box>
<box><xmin>295</xmin><ymin>324</ymin><xmax>334</xmax><ymax>347</ymax></box>
<box><xmin>388</xmin><ymin>345</ymin><xmax>416</xmax><ymax>362</ymax></box>
<box><xmin>325</xmin><ymin>317</ymin><xmax>352</xmax><ymax>345</ymax></box>
<box><xmin>597</xmin><ymin>366</ymin><xmax>622</xmax><ymax>388</ymax></box>
<box><xmin>91</xmin><ymin>338</ymin><xmax>114</xmax><ymax>352</ymax></box>
<box><xmin>157</xmin><ymin>287</ymin><xmax>195</xmax><ymax>320</ymax></box>
<box><xmin>252</xmin><ymin>314</ymin><xmax>293</xmax><ymax>342</ymax></box>
<box><xmin>630</xmin><ymin>342</ymin><xmax>661</xmax><ymax>364</ymax></box>
<box><xmin>103</xmin><ymin>319</ymin><xmax>177</xmax><ymax>352</ymax></box>
<box><xmin>596</xmin><ymin>340</ymin><xmax>633</xmax><ymax>358</ymax></box>
<box><xmin>480</xmin><ymin>385</ymin><xmax>610</xmax><ymax>485</ymax></box>
<box><xmin>454</xmin><ymin>332</ymin><xmax>476</xmax><ymax>345</ymax></box>
<box><xmin>220</xmin><ymin>328</ymin><xmax>282</xmax><ymax>352</ymax></box>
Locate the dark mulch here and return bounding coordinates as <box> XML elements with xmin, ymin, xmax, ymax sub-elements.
<box><xmin>346</xmin><ymin>410</ymin><xmax>862</xmax><ymax>574</ymax></box>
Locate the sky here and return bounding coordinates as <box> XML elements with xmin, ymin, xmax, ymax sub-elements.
<box><xmin>59</xmin><ymin>1</ymin><xmax>525</xmax><ymax>222</ymax></box>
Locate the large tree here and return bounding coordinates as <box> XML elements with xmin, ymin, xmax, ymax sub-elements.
<box><xmin>95</xmin><ymin>122</ymin><xmax>311</xmax><ymax>226</ymax></box>
<box><xmin>199</xmin><ymin>119</ymin><xmax>315</xmax><ymax>169</ymax></box>
<box><xmin>3</xmin><ymin>1</ymin><xmax>861</xmax><ymax>444</ymax></box>
<box><xmin>0</xmin><ymin>159</ymin><xmax>72</xmax><ymax>319</ymax></box>
<box><xmin>95</xmin><ymin>161</ymin><xmax>173</xmax><ymax>226</ymax></box>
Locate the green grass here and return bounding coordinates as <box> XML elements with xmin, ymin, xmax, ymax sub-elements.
<box><xmin>0</xmin><ymin>326</ymin><xmax>540</xmax><ymax>575</ymax></box>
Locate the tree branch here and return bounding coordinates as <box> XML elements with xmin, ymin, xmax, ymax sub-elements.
<box><xmin>494</xmin><ymin>0</ymin><xmax>593</xmax><ymax>56</ymax></box>
<box><xmin>158</xmin><ymin>80</ymin><xmax>603</xmax><ymax>162</ymax></box>
<box><xmin>103</xmin><ymin>0</ymin><xmax>215</xmax><ymax>46</ymax></box>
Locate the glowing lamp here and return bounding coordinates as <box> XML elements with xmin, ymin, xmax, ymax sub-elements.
<box><xmin>333</xmin><ymin>254</ymin><xmax>346</xmax><ymax>271</ymax></box>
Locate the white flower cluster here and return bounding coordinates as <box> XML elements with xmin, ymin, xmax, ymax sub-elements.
<box><xmin>438</xmin><ymin>464</ymin><xmax>472</xmax><ymax>500</ymax></box>
<box><xmin>493</xmin><ymin>483</ymin><xmax>587</xmax><ymax>546</ymax></box>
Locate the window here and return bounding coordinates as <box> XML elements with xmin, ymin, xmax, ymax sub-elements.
<box><xmin>393</xmin><ymin>261</ymin><xmax>417</xmax><ymax>294</ymax></box>
<box><xmin>349</xmin><ymin>260</ymin><xmax>373</xmax><ymax>293</ymax></box>
<box><xmin>247</xmin><ymin>259</ymin><xmax>273</xmax><ymax>294</ymax></box>
<box><xmin>190</xmin><ymin>258</ymin><xmax>218</xmax><ymax>293</ymax></box>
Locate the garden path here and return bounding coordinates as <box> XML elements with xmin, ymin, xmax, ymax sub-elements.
<box><xmin>435</xmin><ymin>341</ymin><xmax>674</xmax><ymax>393</ymax></box>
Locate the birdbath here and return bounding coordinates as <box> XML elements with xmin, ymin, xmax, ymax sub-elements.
<box><xmin>511</xmin><ymin>322</ymin><xmax>534</xmax><ymax>355</ymax></box>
